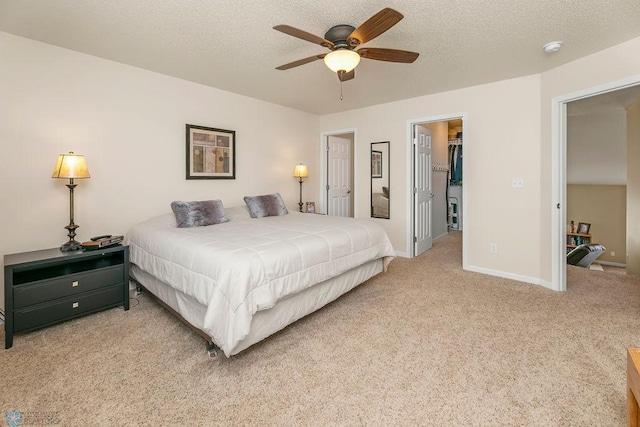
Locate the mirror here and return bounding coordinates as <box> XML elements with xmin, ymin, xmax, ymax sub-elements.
<box><xmin>371</xmin><ymin>141</ymin><xmax>390</xmax><ymax>219</ymax></box>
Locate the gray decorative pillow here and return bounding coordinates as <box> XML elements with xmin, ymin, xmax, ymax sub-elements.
<box><xmin>243</xmin><ymin>193</ymin><xmax>288</xmax><ymax>218</ymax></box>
<box><xmin>170</xmin><ymin>199</ymin><xmax>229</xmax><ymax>228</ymax></box>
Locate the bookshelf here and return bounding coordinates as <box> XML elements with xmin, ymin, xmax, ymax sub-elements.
<box><xmin>566</xmin><ymin>232</ymin><xmax>592</xmax><ymax>252</ymax></box>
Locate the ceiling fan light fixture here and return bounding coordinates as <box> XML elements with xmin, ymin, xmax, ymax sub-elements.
<box><xmin>323</xmin><ymin>49</ymin><xmax>361</xmax><ymax>73</ymax></box>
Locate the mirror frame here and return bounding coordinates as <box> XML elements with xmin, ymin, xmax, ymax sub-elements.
<box><xmin>371</xmin><ymin>141</ymin><xmax>390</xmax><ymax>219</ymax></box>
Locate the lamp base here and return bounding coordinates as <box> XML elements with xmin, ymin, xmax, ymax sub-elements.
<box><xmin>60</xmin><ymin>240</ymin><xmax>83</xmax><ymax>252</ymax></box>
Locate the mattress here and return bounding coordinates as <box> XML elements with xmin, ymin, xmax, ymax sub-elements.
<box><xmin>126</xmin><ymin>207</ymin><xmax>396</xmax><ymax>355</ymax></box>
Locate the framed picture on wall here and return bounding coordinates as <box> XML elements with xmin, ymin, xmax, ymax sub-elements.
<box><xmin>186</xmin><ymin>124</ymin><xmax>236</xmax><ymax>179</ymax></box>
<box><xmin>371</xmin><ymin>150</ymin><xmax>382</xmax><ymax>178</ymax></box>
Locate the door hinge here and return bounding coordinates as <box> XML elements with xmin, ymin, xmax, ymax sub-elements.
<box><xmin>326</xmin><ymin>145</ymin><xmax>330</xmax><ymax>152</ymax></box>
<box><xmin>413</xmin><ymin>187</ymin><xmax>418</xmax><ymax>193</ymax></box>
<box><xmin>414</xmin><ymin>236</ymin><xmax>418</xmax><ymax>243</ymax></box>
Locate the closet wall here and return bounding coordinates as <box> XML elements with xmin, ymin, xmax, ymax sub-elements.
<box><xmin>448</xmin><ymin>120</ymin><xmax>463</xmax><ymax>231</ymax></box>
<box><xmin>423</xmin><ymin>119</ymin><xmax>464</xmax><ymax>240</ymax></box>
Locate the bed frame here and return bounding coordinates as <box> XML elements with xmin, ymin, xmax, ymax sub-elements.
<box><xmin>129</xmin><ymin>277</ymin><xmax>222</xmax><ymax>357</ymax></box>
<box><xmin>129</xmin><ymin>258</ymin><xmax>384</xmax><ymax>358</ymax></box>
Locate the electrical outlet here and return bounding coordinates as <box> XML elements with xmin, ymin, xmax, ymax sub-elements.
<box><xmin>490</xmin><ymin>243</ymin><xmax>498</xmax><ymax>254</ymax></box>
<box><xmin>511</xmin><ymin>177</ymin><xmax>524</xmax><ymax>188</ymax></box>
<box><xmin>611</xmin><ymin>251</ymin><xmax>615</xmax><ymax>257</ymax></box>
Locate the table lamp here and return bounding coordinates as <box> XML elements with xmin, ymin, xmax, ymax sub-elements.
<box><xmin>52</xmin><ymin>151</ymin><xmax>90</xmax><ymax>252</ymax></box>
<box><xmin>293</xmin><ymin>163</ymin><xmax>308</xmax><ymax>212</ymax></box>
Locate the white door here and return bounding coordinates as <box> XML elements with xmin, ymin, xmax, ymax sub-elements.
<box><xmin>327</xmin><ymin>135</ymin><xmax>352</xmax><ymax>217</ymax></box>
<box><xmin>414</xmin><ymin>125</ymin><xmax>433</xmax><ymax>256</ymax></box>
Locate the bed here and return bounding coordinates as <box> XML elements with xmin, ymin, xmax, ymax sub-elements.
<box><xmin>372</xmin><ymin>186</ymin><xmax>389</xmax><ymax>218</ymax></box>
<box><xmin>372</xmin><ymin>193</ymin><xmax>389</xmax><ymax>218</ymax></box>
<box><xmin>126</xmin><ymin>204</ymin><xmax>396</xmax><ymax>357</ymax></box>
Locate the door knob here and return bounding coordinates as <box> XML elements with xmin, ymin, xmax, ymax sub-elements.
<box><xmin>347</xmin><ymin>190</ymin><xmax>351</xmax><ymax>194</ymax></box>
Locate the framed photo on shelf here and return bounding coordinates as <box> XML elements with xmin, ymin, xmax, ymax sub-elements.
<box><xmin>577</xmin><ymin>222</ymin><xmax>591</xmax><ymax>234</ymax></box>
<box><xmin>305</xmin><ymin>202</ymin><xmax>316</xmax><ymax>213</ymax></box>
<box><xmin>186</xmin><ymin>124</ymin><xmax>236</xmax><ymax>179</ymax></box>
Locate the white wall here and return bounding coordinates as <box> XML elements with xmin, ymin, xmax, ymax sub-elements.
<box><xmin>0</xmin><ymin>32</ymin><xmax>319</xmax><ymax>311</ymax></box>
<box><xmin>319</xmin><ymin>74</ymin><xmax>542</xmax><ymax>282</ymax></box>
<box><xmin>567</xmin><ymin>110</ymin><xmax>627</xmax><ymax>184</ymax></box>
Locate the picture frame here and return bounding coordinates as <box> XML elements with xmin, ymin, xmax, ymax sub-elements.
<box><xmin>305</xmin><ymin>202</ymin><xmax>316</xmax><ymax>214</ymax></box>
<box><xmin>186</xmin><ymin>124</ymin><xmax>235</xmax><ymax>179</ymax></box>
<box><xmin>371</xmin><ymin>150</ymin><xmax>382</xmax><ymax>178</ymax></box>
<box><xmin>577</xmin><ymin>222</ymin><xmax>591</xmax><ymax>234</ymax></box>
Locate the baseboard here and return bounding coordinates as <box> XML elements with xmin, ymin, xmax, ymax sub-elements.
<box><xmin>433</xmin><ymin>232</ymin><xmax>449</xmax><ymax>241</ymax></box>
<box><xmin>596</xmin><ymin>260</ymin><xmax>627</xmax><ymax>268</ymax></box>
<box><xmin>465</xmin><ymin>265</ymin><xmax>555</xmax><ymax>291</ymax></box>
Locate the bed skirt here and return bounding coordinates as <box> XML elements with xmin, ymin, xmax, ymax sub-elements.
<box><xmin>130</xmin><ymin>258</ymin><xmax>384</xmax><ymax>356</ymax></box>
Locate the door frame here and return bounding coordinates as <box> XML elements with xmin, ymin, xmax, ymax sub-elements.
<box><xmin>551</xmin><ymin>74</ymin><xmax>640</xmax><ymax>291</ymax></box>
<box><xmin>407</xmin><ymin>114</ymin><xmax>468</xmax><ymax>267</ymax></box>
<box><xmin>320</xmin><ymin>128</ymin><xmax>357</xmax><ymax>216</ymax></box>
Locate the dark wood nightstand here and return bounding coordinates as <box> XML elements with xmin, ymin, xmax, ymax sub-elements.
<box><xmin>4</xmin><ymin>245</ymin><xmax>129</xmax><ymax>349</ymax></box>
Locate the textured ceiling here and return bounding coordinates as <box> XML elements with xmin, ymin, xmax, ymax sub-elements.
<box><xmin>1</xmin><ymin>0</ymin><xmax>640</xmax><ymax>115</ymax></box>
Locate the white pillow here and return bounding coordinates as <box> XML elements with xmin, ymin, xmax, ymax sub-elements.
<box><xmin>224</xmin><ymin>205</ymin><xmax>252</xmax><ymax>220</ymax></box>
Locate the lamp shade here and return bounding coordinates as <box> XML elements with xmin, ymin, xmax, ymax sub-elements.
<box><xmin>293</xmin><ymin>163</ymin><xmax>308</xmax><ymax>178</ymax></box>
<box><xmin>52</xmin><ymin>152</ymin><xmax>90</xmax><ymax>179</ymax></box>
<box><xmin>323</xmin><ymin>49</ymin><xmax>361</xmax><ymax>73</ymax></box>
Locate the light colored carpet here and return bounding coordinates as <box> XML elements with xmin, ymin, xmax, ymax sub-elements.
<box><xmin>602</xmin><ymin>264</ymin><xmax>628</xmax><ymax>275</ymax></box>
<box><xmin>1</xmin><ymin>232</ymin><xmax>640</xmax><ymax>426</ymax></box>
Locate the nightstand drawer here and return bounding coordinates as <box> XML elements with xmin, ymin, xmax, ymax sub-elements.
<box><xmin>13</xmin><ymin>285</ymin><xmax>124</xmax><ymax>333</ymax></box>
<box><xmin>13</xmin><ymin>265</ymin><xmax>124</xmax><ymax>309</ymax></box>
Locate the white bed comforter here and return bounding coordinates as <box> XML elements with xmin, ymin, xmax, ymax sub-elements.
<box><xmin>126</xmin><ymin>209</ymin><xmax>396</xmax><ymax>355</ymax></box>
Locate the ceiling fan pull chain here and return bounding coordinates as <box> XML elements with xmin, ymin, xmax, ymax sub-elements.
<box><xmin>340</xmin><ymin>80</ymin><xmax>343</xmax><ymax>100</ymax></box>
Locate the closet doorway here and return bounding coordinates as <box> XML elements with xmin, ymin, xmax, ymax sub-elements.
<box><xmin>407</xmin><ymin>114</ymin><xmax>467</xmax><ymax>264</ymax></box>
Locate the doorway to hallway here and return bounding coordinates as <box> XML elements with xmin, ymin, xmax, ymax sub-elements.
<box><xmin>321</xmin><ymin>130</ymin><xmax>355</xmax><ymax>217</ymax></box>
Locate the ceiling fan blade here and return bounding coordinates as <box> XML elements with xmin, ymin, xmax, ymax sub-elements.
<box><xmin>276</xmin><ymin>54</ymin><xmax>326</xmax><ymax>70</ymax></box>
<box><xmin>338</xmin><ymin>69</ymin><xmax>355</xmax><ymax>82</ymax></box>
<box><xmin>273</xmin><ymin>25</ymin><xmax>334</xmax><ymax>49</ymax></box>
<box><xmin>358</xmin><ymin>48</ymin><xmax>419</xmax><ymax>63</ymax></box>
<box><xmin>347</xmin><ymin>8</ymin><xmax>404</xmax><ymax>47</ymax></box>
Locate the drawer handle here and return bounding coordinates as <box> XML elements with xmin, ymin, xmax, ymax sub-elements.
<box><xmin>72</xmin><ymin>281</ymin><xmax>79</xmax><ymax>287</ymax></box>
<box><xmin>72</xmin><ymin>302</ymin><xmax>79</xmax><ymax>309</ymax></box>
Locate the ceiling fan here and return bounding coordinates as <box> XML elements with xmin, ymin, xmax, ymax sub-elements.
<box><xmin>274</xmin><ymin>8</ymin><xmax>419</xmax><ymax>82</ymax></box>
